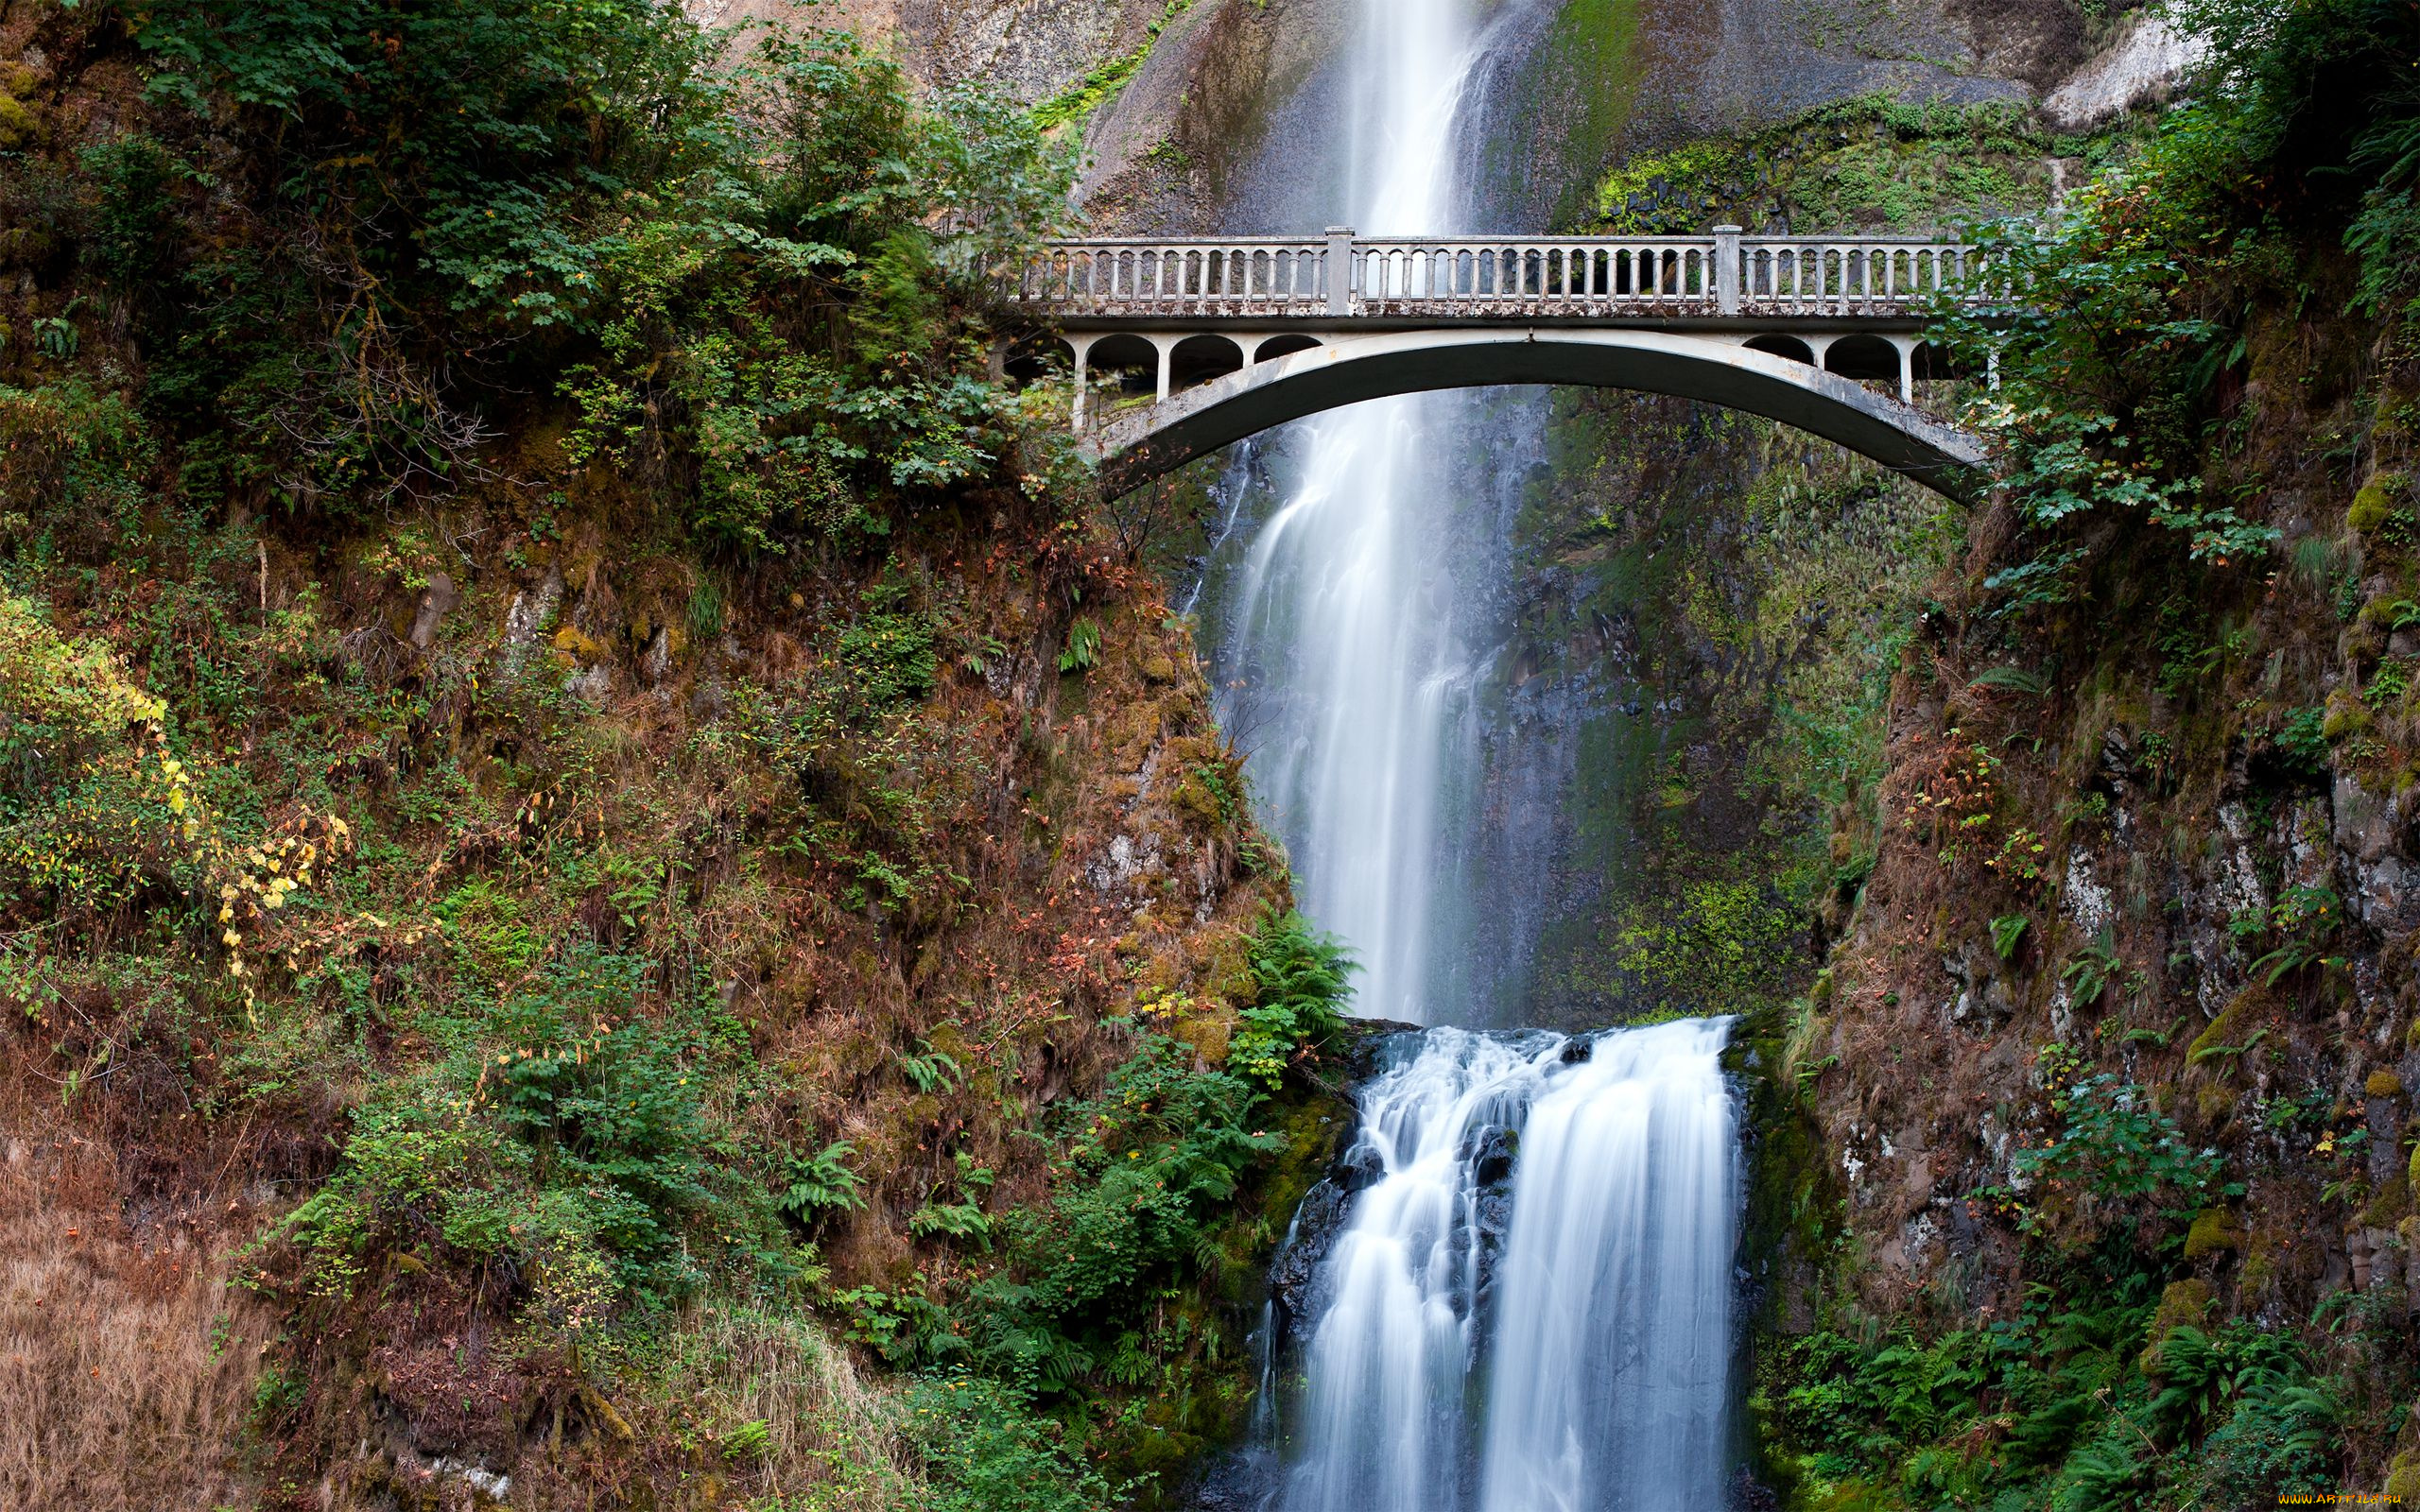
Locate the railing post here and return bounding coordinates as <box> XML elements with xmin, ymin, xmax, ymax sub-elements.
<box><xmin>1713</xmin><ymin>225</ymin><xmax>1741</xmax><ymax>316</ymax></box>
<box><xmin>1325</xmin><ymin>226</ymin><xmax>1354</xmax><ymax>317</ymax></box>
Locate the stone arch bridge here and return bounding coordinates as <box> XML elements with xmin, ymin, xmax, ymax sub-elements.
<box><xmin>1001</xmin><ymin>228</ymin><xmax>1998</xmax><ymax>503</ymax></box>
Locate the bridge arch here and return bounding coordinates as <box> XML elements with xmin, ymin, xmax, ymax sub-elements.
<box><xmin>1081</xmin><ymin>327</ymin><xmax>1988</xmax><ymax>503</ymax></box>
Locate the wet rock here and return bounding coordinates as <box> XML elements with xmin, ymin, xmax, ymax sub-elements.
<box><xmin>2041</xmin><ymin>14</ymin><xmax>2205</xmax><ymax>130</ymax></box>
<box><xmin>1086</xmin><ymin>831</ymin><xmax>1165</xmax><ymax>896</ymax></box>
<box><xmin>1462</xmin><ymin>1125</ymin><xmax>1518</xmax><ymax>1187</ymax></box>
<box><xmin>2061</xmin><ymin>846</ymin><xmax>2114</xmax><ymax>938</ymax></box>
<box><xmin>408</xmin><ymin>572</ymin><xmax>457</xmax><ymax>650</ymax></box>
<box><xmin>1332</xmin><ymin>1138</ymin><xmax>1387</xmax><ymax>1194</ymax></box>
<box><xmin>1268</xmin><ymin>1178</ymin><xmax>1351</xmax><ymax>1328</ymax></box>
<box><xmin>500</xmin><ymin>566</ymin><xmax>563</xmax><ymax>670</ymax></box>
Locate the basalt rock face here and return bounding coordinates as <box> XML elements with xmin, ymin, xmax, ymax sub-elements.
<box><xmin>703</xmin><ymin>0</ymin><xmax>1163</xmax><ymax>103</ymax></box>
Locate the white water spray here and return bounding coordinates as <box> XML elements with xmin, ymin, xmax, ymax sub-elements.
<box><xmin>1477</xmin><ymin>1020</ymin><xmax>1740</xmax><ymax>1511</ymax></box>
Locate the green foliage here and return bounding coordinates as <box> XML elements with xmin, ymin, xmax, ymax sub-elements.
<box><xmin>898</xmin><ymin>1040</ymin><xmax>965</xmax><ymax>1094</ymax></box>
<box><xmin>1028</xmin><ymin>0</ymin><xmax>1201</xmax><ymax>131</ymax></box>
<box><xmin>1769</xmin><ymin>1236</ymin><xmax>2348</xmax><ymax>1509</ymax></box>
<box><xmin>1056</xmin><ymin>616</ymin><xmax>1101</xmax><ymax>675</ymax></box>
<box><xmin>2012</xmin><ymin>1072</ymin><xmax>2236</xmax><ymax>1216</ymax></box>
<box><xmin>1943</xmin><ymin>0</ymin><xmax>2420</xmax><ymax>601</ymax></box>
<box><xmin>2273</xmin><ymin>705</ymin><xmax>2331</xmax><ymax>776</ymax></box>
<box><xmin>1989</xmin><ymin>913</ymin><xmax>2029</xmax><ymax>960</ymax></box>
<box><xmin>1610</xmin><ymin>875</ymin><xmax>1801</xmax><ymax>1017</ymax></box>
<box><xmin>1593</xmin><ymin>94</ymin><xmax>2055</xmax><ymax>234</ymax></box>
<box><xmin>281</xmin><ymin>946</ymin><xmax>788</xmax><ymax>1312</ymax></box>
<box><xmin>89</xmin><ymin>1</ymin><xmax>1072</xmax><ymax>536</ymax></box>
<box><xmin>778</xmin><ymin>1141</ymin><xmax>864</xmax><ymax>1228</ymax></box>
<box><xmin>2060</xmin><ymin>929</ymin><xmax>2122</xmax><ymax>1007</ymax></box>
<box><xmin>898</xmin><ymin>1374</ymin><xmax>1123</xmax><ymax>1511</ymax></box>
<box><xmin>2243</xmin><ymin>884</ymin><xmax>2346</xmax><ymax>985</ymax></box>
<box><xmin>961</xmin><ymin>1033</ymin><xmax>1280</xmax><ymax>1389</ymax></box>
<box><xmin>1227</xmin><ymin>908</ymin><xmax>1355</xmax><ymax>1090</ymax></box>
<box><xmin>0</xmin><ymin>379</ymin><xmax>155</xmax><ymax>532</ymax></box>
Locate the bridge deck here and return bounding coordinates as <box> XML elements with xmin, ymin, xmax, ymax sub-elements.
<box><xmin>1009</xmin><ymin>231</ymin><xmax>1996</xmax><ymax>324</ymax></box>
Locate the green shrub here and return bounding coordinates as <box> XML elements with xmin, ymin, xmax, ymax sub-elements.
<box><xmin>899</xmin><ymin>1374</ymin><xmax>1122</xmax><ymax>1512</ymax></box>
<box><xmin>2012</xmin><ymin>1073</ymin><xmax>2238</xmax><ymax>1218</ymax></box>
<box><xmin>282</xmin><ymin>946</ymin><xmax>787</xmax><ymax>1310</ymax></box>
<box><xmin>1227</xmin><ymin>908</ymin><xmax>1354</xmax><ymax>1089</ymax></box>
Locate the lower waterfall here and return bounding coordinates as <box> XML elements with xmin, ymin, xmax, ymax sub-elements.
<box><xmin>1262</xmin><ymin>1019</ymin><xmax>1739</xmax><ymax>1512</ymax></box>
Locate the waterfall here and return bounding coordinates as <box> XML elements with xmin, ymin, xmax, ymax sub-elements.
<box><xmin>1270</xmin><ymin>1022</ymin><xmax>1738</xmax><ymax>1511</ymax></box>
<box><xmin>1201</xmin><ymin>0</ymin><xmax>1491</xmax><ymax>1026</ymax></box>
<box><xmin>1186</xmin><ymin>0</ymin><xmax>1751</xmax><ymax>1504</ymax></box>
<box><xmin>1475</xmin><ymin>1021</ymin><xmax>1740</xmax><ymax>1511</ymax></box>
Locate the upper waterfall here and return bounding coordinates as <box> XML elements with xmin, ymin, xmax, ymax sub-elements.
<box><xmin>1196</xmin><ymin>0</ymin><xmax>1508</xmax><ymax>1025</ymax></box>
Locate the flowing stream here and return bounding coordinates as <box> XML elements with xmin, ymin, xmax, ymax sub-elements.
<box><xmin>1185</xmin><ymin>0</ymin><xmax>1750</xmax><ymax>1505</ymax></box>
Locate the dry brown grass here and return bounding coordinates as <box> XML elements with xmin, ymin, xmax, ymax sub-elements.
<box><xmin>631</xmin><ymin>1299</ymin><xmax>917</xmax><ymax>1510</ymax></box>
<box><xmin>0</xmin><ymin>1130</ymin><xmax>269</xmax><ymax>1512</ymax></box>
<box><xmin>501</xmin><ymin>1297</ymin><xmax>921</xmax><ymax>1511</ymax></box>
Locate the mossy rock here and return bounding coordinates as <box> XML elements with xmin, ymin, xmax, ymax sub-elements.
<box><xmin>2138</xmin><ymin>1279</ymin><xmax>2212</xmax><ymax>1373</ymax></box>
<box><xmin>2370</xmin><ymin>1067</ymin><xmax>2406</xmax><ymax>1098</ymax></box>
<box><xmin>551</xmin><ymin>624</ymin><xmax>610</xmax><ymax>662</ymax></box>
<box><xmin>2183</xmin><ymin>1208</ymin><xmax>2243</xmax><ymax>1260</ymax></box>
<box><xmin>2185</xmin><ymin>987</ymin><xmax>2266</xmax><ymax>1074</ymax></box>
<box><xmin>0</xmin><ymin>93</ymin><xmax>36</xmax><ymax>151</ymax></box>
<box><xmin>2323</xmin><ymin>686</ymin><xmax>2375</xmax><ymax>739</ymax></box>
<box><xmin>2390</xmin><ymin>1451</ymin><xmax>2420</xmax><ymax>1502</ymax></box>
<box><xmin>2352</xmin><ymin>472</ymin><xmax>2411</xmax><ymax>535</ymax></box>
<box><xmin>2239</xmin><ymin>1250</ymin><xmax>2275</xmax><ymax>1297</ymax></box>
<box><xmin>1171</xmin><ymin>1004</ymin><xmax>1233</xmax><ymax>1064</ymax></box>
<box><xmin>2361</xmin><ymin>1171</ymin><xmax>2411</xmax><ymax>1228</ymax></box>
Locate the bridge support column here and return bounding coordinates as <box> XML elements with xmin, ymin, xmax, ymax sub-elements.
<box><xmin>1150</xmin><ymin>335</ymin><xmax>1182</xmax><ymax>404</ymax></box>
<box><xmin>1325</xmin><ymin>227</ymin><xmax>1355</xmax><ymax>317</ymax></box>
<box><xmin>1068</xmin><ymin>335</ymin><xmax>1095</xmax><ymax>432</ymax></box>
<box><xmin>1714</xmin><ymin>225</ymin><xmax>1741</xmax><ymax>316</ymax></box>
<box><xmin>1888</xmin><ymin>335</ymin><xmax>1919</xmax><ymax>403</ymax></box>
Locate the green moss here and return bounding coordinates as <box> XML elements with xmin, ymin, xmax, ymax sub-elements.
<box><xmin>2325</xmin><ymin>685</ymin><xmax>2375</xmax><ymax>738</ymax></box>
<box><xmin>1029</xmin><ymin>0</ymin><xmax>1201</xmax><ymax>131</ymax></box>
<box><xmin>2182</xmin><ymin>1208</ymin><xmax>2243</xmax><ymax>1260</ymax></box>
<box><xmin>1592</xmin><ymin>94</ymin><xmax>2061</xmax><ymax>235</ymax></box>
<box><xmin>1514</xmin><ymin>0</ymin><xmax>1645</xmax><ymax>230</ymax></box>
<box><xmin>2360</xmin><ymin>1171</ymin><xmax>2411</xmax><ymax>1228</ymax></box>
<box><xmin>2140</xmin><ymin>1279</ymin><xmax>2212</xmax><ymax>1366</ymax></box>
<box><xmin>2388</xmin><ymin>1452</ymin><xmax>2420</xmax><ymax>1503</ymax></box>
<box><xmin>2349</xmin><ymin>472</ymin><xmax>2409</xmax><ymax>535</ymax></box>
<box><xmin>0</xmin><ymin>92</ymin><xmax>36</xmax><ymax>151</ymax></box>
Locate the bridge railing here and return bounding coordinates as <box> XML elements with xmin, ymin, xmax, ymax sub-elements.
<box><xmin>1007</xmin><ymin>232</ymin><xmax>1993</xmax><ymax>318</ymax></box>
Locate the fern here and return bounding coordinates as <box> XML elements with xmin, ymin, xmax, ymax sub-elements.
<box><xmin>898</xmin><ymin>1039</ymin><xmax>965</xmax><ymax>1093</ymax></box>
<box><xmin>778</xmin><ymin>1140</ymin><xmax>865</xmax><ymax>1225</ymax></box>
<box><xmin>2062</xmin><ymin>928</ymin><xmax>2123</xmax><ymax>1005</ymax></box>
<box><xmin>1970</xmin><ymin>664</ymin><xmax>2049</xmax><ymax>696</ymax></box>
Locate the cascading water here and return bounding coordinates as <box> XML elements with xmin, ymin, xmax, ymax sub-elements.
<box><xmin>1475</xmin><ymin>1021</ymin><xmax>1740</xmax><ymax>1510</ymax></box>
<box><xmin>1187</xmin><ymin>0</ymin><xmax>1750</xmax><ymax>1505</ymax></box>
<box><xmin>1269</xmin><ymin>1022</ymin><xmax>1738</xmax><ymax>1512</ymax></box>
<box><xmin>1201</xmin><ymin>0</ymin><xmax>1491</xmax><ymax>1027</ymax></box>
